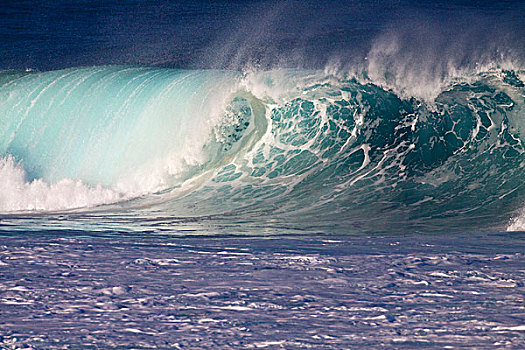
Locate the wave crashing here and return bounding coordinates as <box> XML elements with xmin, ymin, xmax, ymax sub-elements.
<box><xmin>0</xmin><ymin>66</ymin><xmax>524</xmax><ymax>233</ymax></box>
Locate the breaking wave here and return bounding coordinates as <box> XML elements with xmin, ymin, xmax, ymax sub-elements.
<box><xmin>1</xmin><ymin>65</ymin><xmax>524</xmax><ymax>233</ymax></box>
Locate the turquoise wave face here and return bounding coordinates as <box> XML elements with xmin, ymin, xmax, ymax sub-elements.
<box><xmin>0</xmin><ymin>66</ymin><xmax>524</xmax><ymax>233</ymax></box>
<box><xmin>0</xmin><ymin>67</ymin><xmax>247</xmax><ymax>189</ymax></box>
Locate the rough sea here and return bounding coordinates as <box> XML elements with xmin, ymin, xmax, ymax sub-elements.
<box><xmin>0</xmin><ymin>1</ymin><xmax>524</xmax><ymax>348</ymax></box>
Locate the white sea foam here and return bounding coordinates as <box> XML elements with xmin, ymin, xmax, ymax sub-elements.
<box><xmin>507</xmin><ymin>210</ymin><xmax>525</xmax><ymax>232</ymax></box>
<box><xmin>0</xmin><ymin>156</ymin><xmax>125</xmax><ymax>212</ymax></box>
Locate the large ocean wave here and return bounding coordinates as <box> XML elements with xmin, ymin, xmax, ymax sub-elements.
<box><xmin>1</xmin><ymin>64</ymin><xmax>524</xmax><ymax>233</ymax></box>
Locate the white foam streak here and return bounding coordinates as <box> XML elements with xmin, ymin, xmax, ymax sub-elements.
<box><xmin>0</xmin><ymin>156</ymin><xmax>125</xmax><ymax>212</ymax></box>
<box><xmin>507</xmin><ymin>211</ymin><xmax>525</xmax><ymax>232</ymax></box>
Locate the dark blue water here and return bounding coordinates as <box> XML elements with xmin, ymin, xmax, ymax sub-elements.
<box><xmin>2</xmin><ymin>0</ymin><xmax>523</xmax><ymax>70</ymax></box>
<box><xmin>0</xmin><ymin>1</ymin><xmax>524</xmax><ymax>348</ymax></box>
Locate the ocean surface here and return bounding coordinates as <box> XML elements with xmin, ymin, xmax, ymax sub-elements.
<box><xmin>0</xmin><ymin>0</ymin><xmax>524</xmax><ymax>348</ymax></box>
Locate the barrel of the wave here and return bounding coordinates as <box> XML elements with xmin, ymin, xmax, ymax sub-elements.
<box><xmin>0</xmin><ymin>67</ymin><xmax>244</xmax><ymax>201</ymax></box>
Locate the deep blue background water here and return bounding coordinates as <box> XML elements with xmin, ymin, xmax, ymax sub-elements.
<box><xmin>1</xmin><ymin>0</ymin><xmax>523</xmax><ymax>70</ymax></box>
